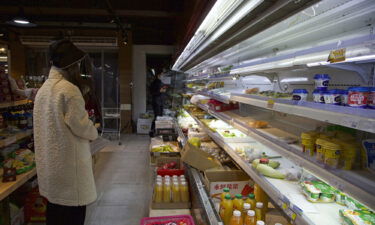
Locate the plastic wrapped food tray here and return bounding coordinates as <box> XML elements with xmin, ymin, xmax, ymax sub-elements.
<box><xmin>140</xmin><ymin>215</ymin><xmax>195</xmax><ymax>225</ymax></box>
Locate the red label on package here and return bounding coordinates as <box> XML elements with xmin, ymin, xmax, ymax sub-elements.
<box><xmin>348</xmin><ymin>92</ymin><xmax>368</xmax><ymax>107</ymax></box>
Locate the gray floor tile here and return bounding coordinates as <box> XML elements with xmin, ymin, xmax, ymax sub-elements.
<box><xmin>85</xmin><ymin>134</ymin><xmax>152</xmax><ymax>225</ymax></box>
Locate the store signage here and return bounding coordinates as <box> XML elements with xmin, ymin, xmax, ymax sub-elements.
<box><xmin>327</xmin><ymin>48</ymin><xmax>346</xmax><ymax>63</ymax></box>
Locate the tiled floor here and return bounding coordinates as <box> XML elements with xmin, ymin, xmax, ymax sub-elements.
<box><xmin>85</xmin><ymin>134</ymin><xmax>152</xmax><ymax>225</ymax></box>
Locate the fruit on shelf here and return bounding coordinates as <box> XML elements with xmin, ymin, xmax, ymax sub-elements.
<box><xmin>255</xmin><ymin>163</ymin><xmax>286</xmax><ymax>179</ymax></box>
<box><xmin>188</xmin><ymin>137</ymin><xmax>201</xmax><ymax>148</ymax></box>
<box><xmin>252</xmin><ymin>158</ymin><xmax>280</xmax><ymax>169</ymax></box>
<box><xmin>248</xmin><ymin>121</ymin><xmax>268</xmax><ymax>129</ymax></box>
<box><xmin>151</xmin><ymin>145</ymin><xmax>174</xmax><ymax>153</ymax></box>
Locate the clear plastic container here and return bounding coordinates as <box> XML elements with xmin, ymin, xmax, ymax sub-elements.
<box><xmin>313</xmin><ymin>89</ymin><xmax>325</xmax><ymax>103</ymax></box>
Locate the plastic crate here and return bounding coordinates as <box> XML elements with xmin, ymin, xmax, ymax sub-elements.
<box><xmin>140</xmin><ymin>215</ymin><xmax>195</xmax><ymax>225</ymax></box>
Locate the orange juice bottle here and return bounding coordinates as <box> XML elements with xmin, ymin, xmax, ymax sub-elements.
<box><xmin>163</xmin><ymin>181</ymin><xmax>171</xmax><ymax>202</ymax></box>
<box><xmin>219</xmin><ymin>194</ymin><xmax>233</xmax><ymax>225</ymax></box>
<box><xmin>256</xmin><ymin>221</ymin><xmax>265</xmax><ymax>225</ymax></box>
<box><xmin>245</xmin><ymin>193</ymin><xmax>256</xmax><ymax>210</ymax></box>
<box><xmin>180</xmin><ymin>181</ymin><xmax>189</xmax><ymax>202</ymax></box>
<box><xmin>254</xmin><ymin>184</ymin><xmax>268</xmax><ymax>211</ymax></box>
<box><xmin>233</xmin><ymin>194</ymin><xmax>244</xmax><ymax>212</ymax></box>
<box><xmin>172</xmin><ymin>181</ymin><xmax>180</xmax><ymax>202</ymax></box>
<box><xmin>244</xmin><ymin>210</ymin><xmax>256</xmax><ymax>225</ymax></box>
<box><xmin>255</xmin><ymin>202</ymin><xmax>265</xmax><ymax>221</ymax></box>
<box><xmin>154</xmin><ymin>181</ymin><xmax>163</xmax><ymax>203</ymax></box>
<box><xmin>221</xmin><ymin>187</ymin><xmax>230</xmax><ymax>201</ymax></box>
<box><xmin>242</xmin><ymin>203</ymin><xmax>251</xmax><ymax>221</ymax></box>
<box><xmin>229</xmin><ymin>210</ymin><xmax>243</xmax><ymax>225</ymax></box>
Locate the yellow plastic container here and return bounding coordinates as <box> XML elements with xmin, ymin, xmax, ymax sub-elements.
<box><xmin>322</xmin><ymin>140</ymin><xmax>342</xmax><ymax>168</ymax></box>
<box><xmin>301</xmin><ymin>131</ymin><xmax>318</xmax><ymax>156</ymax></box>
<box><xmin>180</xmin><ymin>181</ymin><xmax>190</xmax><ymax>202</ymax></box>
<box><xmin>172</xmin><ymin>181</ymin><xmax>180</xmax><ymax>202</ymax></box>
<box><xmin>163</xmin><ymin>181</ymin><xmax>171</xmax><ymax>202</ymax></box>
<box><xmin>315</xmin><ymin>138</ymin><xmax>327</xmax><ymax>162</ymax></box>
<box><xmin>233</xmin><ymin>194</ymin><xmax>244</xmax><ymax>212</ymax></box>
<box><xmin>220</xmin><ymin>194</ymin><xmax>234</xmax><ymax>225</ymax></box>
<box><xmin>154</xmin><ymin>182</ymin><xmax>163</xmax><ymax>203</ymax></box>
<box><xmin>341</xmin><ymin>142</ymin><xmax>358</xmax><ymax>170</ymax></box>
<box><xmin>254</xmin><ymin>184</ymin><xmax>268</xmax><ymax>212</ymax></box>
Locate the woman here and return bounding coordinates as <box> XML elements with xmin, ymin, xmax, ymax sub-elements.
<box><xmin>33</xmin><ymin>39</ymin><xmax>98</xmax><ymax>225</ymax></box>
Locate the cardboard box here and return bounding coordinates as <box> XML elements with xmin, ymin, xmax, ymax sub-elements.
<box><xmin>180</xmin><ymin>143</ymin><xmax>221</xmax><ymax>171</ymax></box>
<box><xmin>150</xmin><ymin>181</ymin><xmax>191</xmax><ymax>209</ymax></box>
<box><xmin>155</xmin><ymin>157</ymin><xmax>184</xmax><ymax>176</ymax></box>
<box><xmin>137</xmin><ymin>118</ymin><xmax>152</xmax><ymax>134</ymax></box>
<box><xmin>203</xmin><ymin>170</ymin><xmax>253</xmax><ymax>202</ymax></box>
<box><xmin>150</xmin><ymin>142</ymin><xmax>180</xmax><ymax>165</ymax></box>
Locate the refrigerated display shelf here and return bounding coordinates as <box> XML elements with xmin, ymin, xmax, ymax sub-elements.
<box><xmin>187</xmin><ymin>111</ymin><xmax>346</xmax><ymax>225</ymax></box>
<box><xmin>192</xmin><ymin>103</ymin><xmax>375</xmax><ymax>211</ymax></box>
<box><xmin>196</xmin><ymin>90</ymin><xmax>231</xmax><ymax>104</ymax></box>
<box><xmin>0</xmin><ymin>168</ymin><xmax>36</xmax><ymax>201</ymax></box>
<box><xmin>0</xmin><ymin>129</ymin><xmax>33</xmax><ymax>148</ymax></box>
<box><xmin>175</xmin><ymin>121</ymin><xmax>223</xmax><ymax>225</ymax></box>
<box><xmin>231</xmin><ymin>93</ymin><xmax>375</xmax><ymax>133</ymax></box>
<box><xmin>0</xmin><ymin>100</ymin><xmax>31</xmax><ymax>109</ymax></box>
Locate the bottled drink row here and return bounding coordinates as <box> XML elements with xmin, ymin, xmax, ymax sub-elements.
<box><xmin>0</xmin><ymin>103</ymin><xmax>33</xmax><ymax>130</ymax></box>
<box><xmin>153</xmin><ymin>175</ymin><xmax>189</xmax><ymax>203</ymax></box>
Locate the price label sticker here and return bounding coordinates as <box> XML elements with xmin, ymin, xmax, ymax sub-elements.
<box><xmin>291</xmin><ymin>213</ymin><xmax>297</xmax><ymax>220</ymax></box>
<box><xmin>282</xmin><ymin>203</ymin><xmax>288</xmax><ymax>210</ymax></box>
<box><xmin>267</xmin><ymin>99</ymin><xmax>275</xmax><ymax>109</ymax></box>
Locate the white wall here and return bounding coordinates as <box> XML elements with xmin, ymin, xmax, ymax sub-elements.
<box><xmin>132</xmin><ymin>45</ymin><xmax>174</xmax><ymax>122</ymax></box>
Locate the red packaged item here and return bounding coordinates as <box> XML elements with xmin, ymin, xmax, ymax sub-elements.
<box><xmin>208</xmin><ymin>99</ymin><xmax>238</xmax><ymax>112</ymax></box>
<box><xmin>140</xmin><ymin>215</ymin><xmax>195</xmax><ymax>225</ymax></box>
<box><xmin>347</xmin><ymin>87</ymin><xmax>369</xmax><ymax>108</ymax></box>
<box><xmin>24</xmin><ymin>188</ymin><xmax>48</xmax><ymax>222</ymax></box>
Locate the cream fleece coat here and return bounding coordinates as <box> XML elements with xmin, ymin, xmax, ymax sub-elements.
<box><xmin>33</xmin><ymin>66</ymin><xmax>98</xmax><ymax>206</ymax></box>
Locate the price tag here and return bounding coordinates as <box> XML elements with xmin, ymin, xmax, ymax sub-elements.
<box><xmin>291</xmin><ymin>213</ymin><xmax>297</xmax><ymax>220</ymax></box>
<box><xmin>267</xmin><ymin>99</ymin><xmax>275</xmax><ymax>109</ymax></box>
<box><xmin>282</xmin><ymin>203</ymin><xmax>288</xmax><ymax>210</ymax></box>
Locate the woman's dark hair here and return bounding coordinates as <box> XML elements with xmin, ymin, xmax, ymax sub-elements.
<box><xmin>49</xmin><ymin>39</ymin><xmax>86</xmax><ymax>68</ymax></box>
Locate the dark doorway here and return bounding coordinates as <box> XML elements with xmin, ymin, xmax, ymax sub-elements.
<box><xmin>145</xmin><ymin>54</ymin><xmax>172</xmax><ymax>112</ymax></box>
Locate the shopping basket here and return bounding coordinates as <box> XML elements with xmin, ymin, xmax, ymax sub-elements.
<box><xmin>140</xmin><ymin>215</ymin><xmax>195</xmax><ymax>225</ymax></box>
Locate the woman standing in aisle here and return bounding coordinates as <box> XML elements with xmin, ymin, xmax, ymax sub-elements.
<box><xmin>33</xmin><ymin>39</ymin><xmax>98</xmax><ymax>225</ymax></box>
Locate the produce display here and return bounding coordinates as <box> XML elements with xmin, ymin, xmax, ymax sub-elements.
<box><xmin>252</xmin><ymin>158</ymin><xmax>285</xmax><ymax>179</ymax></box>
<box><xmin>217</xmin><ymin>129</ymin><xmax>246</xmax><ymax>138</ymax></box>
<box><xmin>200</xmin><ymin>141</ymin><xmax>231</xmax><ymax>164</ymax></box>
<box><xmin>151</xmin><ymin>145</ymin><xmax>177</xmax><ymax>153</ymax></box>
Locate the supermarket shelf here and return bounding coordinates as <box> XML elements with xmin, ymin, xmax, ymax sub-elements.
<box><xmin>0</xmin><ymin>168</ymin><xmax>36</xmax><ymax>201</ymax></box>
<box><xmin>193</xmin><ymin>103</ymin><xmax>375</xmax><ymax>211</ymax></box>
<box><xmin>231</xmin><ymin>93</ymin><xmax>375</xmax><ymax>133</ymax></box>
<box><xmin>196</xmin><ymin>91</ymin><xmax>230</xmax><ymax>104</ymax></box>
<box><xmin>186</xmin><ymin>165</ymin><xmax>223</xmax><ymax>225</ymax></box>
<box><xmin>0</xmin><ymin>129</ymin><xmax>33</xmax><ymax>148</ymax></box>
<box><xmin>188</xmin><ymin>112</ymin><xmax>346</xmax><ymax>225</ymax></box>
<box><xmin>0</xmin><ymin>100</ymin><xmax>31</xmax><ymax>109</ymax></box>
<box><xmin>175</xmin><ymin>121</ymin><xmax>223</xmax><ymax>225</ymax></box>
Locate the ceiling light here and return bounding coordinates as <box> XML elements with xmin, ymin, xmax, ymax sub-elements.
<box><xmin>13</xmin><ymin>18</ymin><xmax>30</xmax><ymax>24</ymax></box>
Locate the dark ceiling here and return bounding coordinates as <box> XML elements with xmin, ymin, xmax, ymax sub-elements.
<box><xmin>0</xmin><ymin>0</ymin><xmax>214</xmax><ymax>46</ymax></box>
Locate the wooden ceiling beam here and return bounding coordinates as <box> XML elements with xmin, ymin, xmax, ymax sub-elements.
<box><xmin>0</xmin><ymin>6</ymin><xmax>177</xmax><ymax>18</ymax></box>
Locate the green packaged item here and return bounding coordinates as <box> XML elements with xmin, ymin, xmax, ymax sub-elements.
<box><xmin>301</xmin><ymin>180</ymin><xmax>335</xmax><ymax>203</ymax></box>
<box><xmin>340</xmin><ymin>209</ymin><xmax>375</xmax><ymax>225</ymax></box>
<box><xmin>346</xmin><ymin>197</ymin><xmax>368</xmax><ymax>211</ymax></box>
<box><xmin>335</xmin><ymin>191</ymin><xmax>347</xmax><ymax>206</ymax></box>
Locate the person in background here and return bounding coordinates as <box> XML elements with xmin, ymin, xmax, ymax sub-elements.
<box><xmin>33</xmin><ymin>39</ymin><xmax>98</xmax><ymax>225</ymax></box>
<box><xmin>149</xmin><ymin>68</ymin><xmax>167</xmax><ymax>137</ymax></box>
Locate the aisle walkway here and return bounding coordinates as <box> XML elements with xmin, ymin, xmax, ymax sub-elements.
<box><xmin>85</xmin><ymin>134</ymin><xmax>152</xmax><ymax>225</ymax></box>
